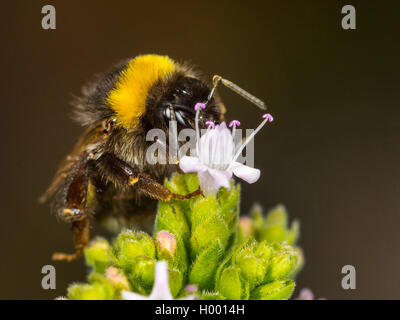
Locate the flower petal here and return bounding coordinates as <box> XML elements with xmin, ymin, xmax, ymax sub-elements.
<box><xmin>149</xmin><ymin>261</ymin><xmax>173</xmax><ymax>300</ymax></box>
<box><xmin>122</xmin><ymin>290</ymin><xmax>147</xmax><ymax>300</ymax></box>
<box><xmin>198</xmin><ymin>170</ymin><xmax>217</xmax><ymax>197</ymax></box>
<box><xmin>209</xmin><ymin>168</ymin><xmax>232</xmax><ymax>190</ymax></box>
<box><xmin>179</xmin><ymin>156</ymin><xmax>205</xmax><ymax>173</ymax></box>
<box><xmin>231</xmin><ymin>162</ymin><xmax>260</xmax><ymax>184</ymax></box>
<box><xmin>198</xmin><ymin>169</ymin><xmax>232</xmax><ymax>197</ymax></box>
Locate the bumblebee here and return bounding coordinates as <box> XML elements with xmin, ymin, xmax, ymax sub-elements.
<box><xmin>41</xmin><ymin>54</ymin><xmax>265</xmax><ymax>262</ymax></box>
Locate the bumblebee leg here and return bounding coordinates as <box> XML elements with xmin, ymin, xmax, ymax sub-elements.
<box><xmin>53</xmin><ymin>157</ymin><xmax>91</xmax><ymax>262</ymax></box>
<box><xmin>98</xmin><ymin>153</ymin><xmax>202</xmax><ymax>202</ymax></box>
<box><xmin>52</xmin><ymin>217</ymin><xmax>90</xmax><ymax>262</ymax></box>
<box><xmin>137</xmin><ymin>174</ymin><xmax>202</xmax><ymax>202</ymax></box>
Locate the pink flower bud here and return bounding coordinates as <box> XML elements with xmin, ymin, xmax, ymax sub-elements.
<box><xmin>239</xmin><ymin>217</ymin><xmax>254</xmax><ymax>237</ymax></box>
<box><xmin>106</xmin><ymin>267</ymin><xmax>130</xmax><ymax>290</ymax></box>
<box><xmin>156</xmin><ymin>231</ymin><xmax>177</xmax><ymax>255</ymax></box>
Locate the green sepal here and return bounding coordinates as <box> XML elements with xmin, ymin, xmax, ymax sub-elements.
<box><xmin>250</xmin><ymin>279</ymin><xmax>295</xmax><ymax>300</ymax></box>
<box><xmin>190</xmin><ymin>213</ymin><xmax>230</xmax><ymax>258</ymax></box>
<box><xmin>189</xmin><ymin>239</ymin><xmax>223</xmax><ymax>290</ymax></box>
<box><xmin>168</xmin><ymin>268</ymin><xmax>184</xmax><ymax>298</ymax></box>
<box><xmin>128</xmin><ymin>255</ymin><xmax>156</xmax><ymax>294</ymax></box>
<box><xmin>200</xmin><ymin>291</ymin><xmax>226</xmax><ymax>300</ymax></box>
<box><xmin>218</xmin><ymin>266</ymin><xmax>243</xmax><ymax>300</ymax></box>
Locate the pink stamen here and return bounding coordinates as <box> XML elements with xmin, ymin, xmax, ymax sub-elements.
<box><xmin>194</xmin><ymin>102</ymin><xmax>206</xmax><ymax>111</ymax></box>
<box><xmin>229</xmin><ymin>120</ymin><xmax>241</xmax><ymax>128</ymax></box>
<box><xmin>205</xmin><ymin>121</ymin><xmax>215</xmax><ymax>129</ymax></box>
<box><xmin>262</xmin><ymin>113</ymin><xmax>274</xmax><ymax>122</ymax></box>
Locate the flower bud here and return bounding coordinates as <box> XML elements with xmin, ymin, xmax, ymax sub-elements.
<box><xmin>239</xmin><ymin>217</ymin><xmax>255</xmax><ymax>239</ymax></box>
<box><xmin>218</xmin><ymin>266</ymin><xmax>243</xmax><ymax>300</ymax></box>
<box><xmin>105</xmin><ymin>267</ymin><xmax>130</xmax><ymax>290</ymax></box>
<box><xmin>130</xmin><ymin>256</ymin><xmax>156</xmax><ymax>294</ymax></box>
<box><xmin>265</xmin><ymin>244</ymin><xmax>297</xmax><ymax>281</ymax></box>
<box><xmin>115</xmin><ymin>231</ymin><xmax>156</xmax><ymax>269</ymax></box>
<box><xmin>156</xmin><ymin>231</ymin><xmax>177</xmax><ymax>257</ymax></box>
<box><xmin>84</xmin><ymin>237</ymin><xmax>112</xmax><ymax>274</ymax></box>
<box><xmin>68</xmin><ymin>281</ymin><xmax>116</xmax><ymax>300</ymax></box>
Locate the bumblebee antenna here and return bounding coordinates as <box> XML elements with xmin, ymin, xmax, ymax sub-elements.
<box><xmin>207</xmin><ymin>75</ymin><xmax>267</xmax><ymax>110</ymax></box>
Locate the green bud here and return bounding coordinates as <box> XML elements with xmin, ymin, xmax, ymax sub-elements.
<box><xmin>259</xmin><ymin>205</ymin><xmax>288</xmax><ymax>242</ymax></box>
<box><xmin>129</xmin><ymin>256</ymin><xmax>156</xmax><ymax>294</ymax></box>
<box><xmin>115</xmin><ymin>231</ymin><xmax>155</xmax><ymax>270</ymax></box>
<box><xmin>84</xmin><ymin>237</ymin><xmax>112</xmax><ymax>274</ymax></box>
<box><xmin>257</xmin><ymin>205</ymin><xmax>300</xmax><ymax>245</ymax></box>
<box><xmin>255</xmin><ymin>241</ymin><xmax>274</xmax><ymax>263</ymax></box>
<box><xmin>233</xmin><ymin>241</ymin><xmax>272</xmax><ymax>289</ymax></box>
<box><xmin>250</xmin><ymin>279</ymin><xmax>295</xmax><ymax>300</ymax></box>
<box><xmin>218</xmin><ymin>266</ymin><xmax>243</xmax><ymax>300</ymax></box>
<box><xmin>237</xmin><ymin>255</ymin><xmax>266</xmax><ymax>289</ymax></box>
<box><xmin>265</xmin><ymin>244</ymin><xmax>297</xmax><ymax>281</ymax></box>
<box><xmin>68</xmin><ymin>277</ymin><xmax>116</xmax><ymax>300</ymax></box>
<box><xmin>289</xmin><ymin>246</ymin><xmax>304</xmax><ymax>277</ymax></box>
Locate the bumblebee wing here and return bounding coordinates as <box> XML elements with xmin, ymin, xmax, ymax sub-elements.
<box><xmin>39</xmin><ymin>122</ymin><xmax>106</xmax><ymax>203</ymax></box>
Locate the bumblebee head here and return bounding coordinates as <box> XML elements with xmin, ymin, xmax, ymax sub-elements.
<box><xmin>107</xmin><ymin>54</ymin><xmax>222</xmax><ymax>131</ymax></box>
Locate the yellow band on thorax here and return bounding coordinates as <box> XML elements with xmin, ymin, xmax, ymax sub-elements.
<box><xmin>107</xmin><ymin>55</ymin><xmax>176</xmax><ymax>127</ymax></box>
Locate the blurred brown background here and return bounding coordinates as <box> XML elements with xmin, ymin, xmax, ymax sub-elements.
<box><xmin>0</xmin><ymin>0</ymin><xmax>399</xmax><ymax>299</ymax></box>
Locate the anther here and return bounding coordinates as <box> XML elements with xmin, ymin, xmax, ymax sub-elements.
<box><xmin>194</xmin><ymin>102</ymin><xmax>206</xmax><ymax>111</ymax></box>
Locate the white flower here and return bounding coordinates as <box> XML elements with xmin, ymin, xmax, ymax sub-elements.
<box><xmin>179</xmin><ymin>102</ymin><xmax>273</xmax><ymax>197</ymax></box>
<box><xmin>122</xmin><ymin>261</ymin><xmax>197</xmax><ymax>300</ymax></box>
